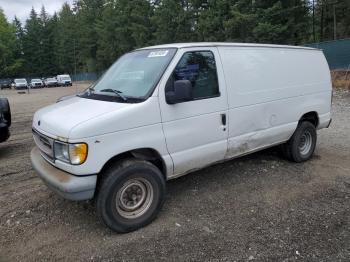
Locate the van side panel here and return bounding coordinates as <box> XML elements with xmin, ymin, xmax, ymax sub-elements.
<box><xmin>218</xmin><ymin>47</ymin><xmax>332</xmax><ymax>159</ymax></box>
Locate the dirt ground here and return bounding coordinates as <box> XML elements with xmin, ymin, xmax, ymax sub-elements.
<box><xmin>0</xmin><ymin>84</ymin><xmax>349</xmax><ymax>261</ymax></box>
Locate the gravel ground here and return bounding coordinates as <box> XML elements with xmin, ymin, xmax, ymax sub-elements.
<box><xmin>0</xmin><ymin>85</ymin><xmax>349</xmax><ymax>262</ymax></box>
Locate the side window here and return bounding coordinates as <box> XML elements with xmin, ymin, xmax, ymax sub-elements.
<box><xmin>170</xmin><ymin>51</ymin><xmax>220</xmax><ymax>100</ymax></box>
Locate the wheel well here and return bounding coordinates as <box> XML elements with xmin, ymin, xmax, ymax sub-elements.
<box><xmin>299</xmin><ymin>111</ymin><xmax>319</xmax><ymax>127</ymax></box>
<box><xmin>100</xmin><ymin>148</ymin><xmax>167</xmax><ymax>179</ymax></box>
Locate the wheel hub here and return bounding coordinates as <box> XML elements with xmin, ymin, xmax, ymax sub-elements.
<box><xmin>298</xmin><ymin>130</ymin><xmax>312</xmax><ymax>155</ymax></box>
<box><xmin>116</xmin><ymin>178</ymin><xmax>154</xmax><ymax>219</ymax></box>
<box><xmin>120</xmin><ymin>181</ymin><xmax>147</xmax><ymax>211</ymax></box>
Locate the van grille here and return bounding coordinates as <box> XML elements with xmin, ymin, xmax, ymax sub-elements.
<box><xmin>32</xmin><ymin>129</ymin><xmax>54</xmax><ymax>162</ymax></box>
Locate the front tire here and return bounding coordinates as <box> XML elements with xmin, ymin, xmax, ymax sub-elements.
<box><xmin>0</xmin><ymin>98</ymin><xmax>11</xmax><ymax>127</ymax></box>
<box><xmin>282</xmin><ymin>121</ymin><xmax>317</xmax><ymax>162</ymax></box>
<box><xmin>96</xmin><ymin>159</ymin><xmax>166</xmax><ymax>233</ymax></box>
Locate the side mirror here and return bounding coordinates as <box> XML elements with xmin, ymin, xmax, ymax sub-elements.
<box><xmin>165</xmin><ymin>80</ymin><xmax>193</xmax><ymax>104</ymax></box>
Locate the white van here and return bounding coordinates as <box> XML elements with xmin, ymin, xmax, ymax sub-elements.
<box><xmin>31</xmin><ymin>43</ymin><xmax>332</xmax><ymax>232</ymax></box>
<box><xmin>57</xmin><ymin>74</ymin><xmax>72</xmax><ymax>86</ymax></box>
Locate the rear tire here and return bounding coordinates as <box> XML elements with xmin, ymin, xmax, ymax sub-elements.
<box><xmin>282</xmin><ymin>121</ymin><xmax>317</xmax><ymax>162</ymax></box>
<box><xmin>0</xmin><ymin>98</ymin><xmax>11</xmax><ymax>127</ymax></box>
<box><xmin>96</xmin><ymin>159</ymin><xmax>166</xmax><ymax>233</ymax></box>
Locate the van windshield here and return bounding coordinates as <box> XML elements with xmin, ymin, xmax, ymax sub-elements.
<box><xmin>15</xmin><ymin>79</ymin><xmax>26</xmax><ymax>83</ymax></box>
<box><xmin>83</xmin><ymin>48</ymin><xmax>176</xmax><ymax>102</ymax></box>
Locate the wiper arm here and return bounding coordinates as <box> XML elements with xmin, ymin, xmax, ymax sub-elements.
<box><xmin>87</xmin><ymin>86</ymin><xmax>95</xmax><ymax>95</ymax></box>
<box><xmin>100</xmin><ymin>88</ymin><xmax>127</xmax><ymax>101</ymax></box>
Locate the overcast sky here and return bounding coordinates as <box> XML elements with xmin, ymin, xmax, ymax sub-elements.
<box><xmin>0</xmin><ymin>0</ymin><xmax>73</xmax><ymax>23</ymax></box>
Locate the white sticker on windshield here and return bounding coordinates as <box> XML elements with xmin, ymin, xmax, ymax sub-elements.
<box><xmin>148</xmin><ymin>50</ymin><xmax>169</xmax><ymax>58</ymax></box>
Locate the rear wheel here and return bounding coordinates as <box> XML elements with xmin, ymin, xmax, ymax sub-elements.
<box><xmin>96</xmin><ymin>159</ymin><xmax>166</xmax><ymax>233</ymax></box>
<box><xmin>282</xmin><ymin>121</ymin><xmax>317</xmax><ymax>162</ymax></box>
<box><xmin>0</xmin><ymin>98</ymin><xmax>11</xmax><ymax>127</ymax></box>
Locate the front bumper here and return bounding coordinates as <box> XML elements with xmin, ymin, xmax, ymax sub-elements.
<box><xmin>15</xmin><ymin>85</ymin><xmax>27</xmax><ymax>90</ymax></box>
<box><xmin>30</xmin><ymin>147</ymin><xmax>97</xmax><ymax>201</ymax></box>
<box><xmin>32</xmin><ymin>84</ymin><xmax>43</xmax><ymax>88</ymax></box>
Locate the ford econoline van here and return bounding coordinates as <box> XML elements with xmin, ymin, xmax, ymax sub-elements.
<box><xmin>31</xmin><ymin>43</ymin><xmax>332</xmax><ymax>232</ymax></box>
<box><xmin>57</xmin><ymin>74</ymin><xmax>72</xmax><ymax>86</ymax></box>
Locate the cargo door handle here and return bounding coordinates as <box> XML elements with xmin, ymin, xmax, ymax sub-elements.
<box><xmin>221</xmin><ymin>113</ymin><xmax>226</xmax><ymax>126</ymax></box>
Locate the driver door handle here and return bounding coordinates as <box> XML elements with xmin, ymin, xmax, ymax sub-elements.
<box><xmin>221</xmin><ymin>113</ymin><xmax>226</xmax><ymax>126</ymax></box>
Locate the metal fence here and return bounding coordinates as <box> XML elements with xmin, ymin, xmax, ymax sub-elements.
<box><xmin>71</xmin><ymin>72</ymin><xmax>103</xmax><ymax>82</ymax></box>
<box><xmin>305</xmin><ymin>38</ymin><xmax>350</xmax><ymax>70</ymax></box>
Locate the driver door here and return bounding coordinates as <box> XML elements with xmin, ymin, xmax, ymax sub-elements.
<box><xmin>158</xmin><ymin>47</ymin><xmax>229</xmax><ymax>177</ymax></box>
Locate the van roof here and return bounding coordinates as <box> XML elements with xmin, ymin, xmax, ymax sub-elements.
<box><xmin>139</xmin><ymin>42</ymin><xmax>319</xmax><ymax>51</ymax></box>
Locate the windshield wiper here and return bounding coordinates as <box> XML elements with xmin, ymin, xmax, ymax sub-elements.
<box><xmin>87</xmin><ymin>86</ymin><xmax>95</xmax><ymax>95</ymax></box>
<box><xmin>100</xmin><ymin>88</ymin><xmax>127</xmax><ymax>101</ymax></box>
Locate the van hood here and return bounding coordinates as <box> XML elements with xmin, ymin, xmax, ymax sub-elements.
<box><xmin>33</xmin><ymin>96</ymin><xmax>132</xmax><ymax>139</ymax></box>
<box><xmin>33</xmin><ymin>96</ymin><xmax>161</xmax><ymax>140</ymax></box>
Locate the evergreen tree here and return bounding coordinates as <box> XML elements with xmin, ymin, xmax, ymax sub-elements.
<box><xmin>0</xmin><ymin>8</ymin><xmax>19</xmax><ymax>77</ymax></box>
<box><xmin>74</xmin><ymin>0</ymin><xmax>104</xmax><ymax>73</ymax></box>
<box><xmin>38</xmin><ymin>6</ymin><xmax>53</xmax><ymax>74</ymax></box>
<box><xmin>13</xmin><ymin>16</ymin><xmax>24</xmax><ymax>53</ymax></box>
<box><xmin>224</xmin><ymin>0</ymin><xmax>257</xmax><ymax>42</ymax></box>
<box><xmin>195</xmin><ymin>0</ymin><xmax>231</xmax><ymax>41</ymax></box>
<box><xmin>23</xmin><ymin>8</ymin><xmax>42</xmax><ymax>76</ymax></box>
<box><xmin>56</xmin><ymin>3</ymin><xmax>77</xmax><ymax>74</ymax></box>
<box><xmin>151</xmin><ymin>0</ymin><xmax>195</xmax><ymax>43</ymax></box>
<box><xmin>46</xmin><ymin>13</ymin><xmax>60</xmax><ymax>75</ymax></box>
<box><xmin>0</xmin><ymin>0</ymin><xmax>349</xmax><ymax>78</ymax></box>
<box><xmin>316</xmin><ymin>0</ymin><xmax>350</xmax><ymax>41</ymax></box>
<box><xmin>96</xmin><ymin>0</ymin><xmax>153</xmax><ymax>70</ymax></box>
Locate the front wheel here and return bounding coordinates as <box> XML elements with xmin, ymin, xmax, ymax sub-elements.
<box><xmin>282</xmin><ymin>121</ymin><xmax>317</xmax><ymax>162</ymax></box>
<box><xmin>0</xmin><ymin>98</ymin><xmax>11</xmax><ymax>127</ymax></box>
<box><xmin>96</xmin><ymin>159</ymin><xmax>166</xmax><ymax>233</ymax></box>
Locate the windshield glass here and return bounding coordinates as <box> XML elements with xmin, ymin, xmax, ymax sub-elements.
<box><xmin>15</xmin><ymin>79</ymin><xmax>26</xmax><ymax>83</ymax></box>
<box><xmin>90</xmin><ymin>48</ymin><xmax>176</xmax><ymax>100</ymax></box>
<box><xmin>32</xmin><ymin>79</ymin><xmax>41</xmax><ymax>82</ymax></box>
<box><xmin>62</xmin><ymin>76</ymin><xmax>70</xmax><ymax>80</ymax></box>
<box><xmin>47</xmin><ymin>78</ymin><xmax>56</xmax><ymax>81</ymax></box>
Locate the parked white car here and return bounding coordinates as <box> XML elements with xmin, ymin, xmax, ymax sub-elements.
<box><xmin>30</xmin><ymin>78</ymin><xmax>44</xmax><ymax>88</ymax></box>
<box><xmin>44</xmin><ymin>77</ymin><xmax>58</xmax><ymax>87</ymax></box>
<box><xmin>57</xmin><ymin>74</ymin><xmax>72</xmax><ymax>86</ymax></box>
<box><xmin>13</xmin><ymin>78</ymin><xmax>28</xmax><ymax>90</ymax></box>
<box><xmin>31</xmin><ymin>43</ymin><xmax>332</xmax><ymax>233</ymax></box>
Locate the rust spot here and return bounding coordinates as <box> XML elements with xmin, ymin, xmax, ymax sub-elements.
<box><xmin>50</xmin><ymin>170</ymin><xmax>70</xmax><ymax>183</ymax></box>
<box><xmin>227</xmin><ymin>142</ymin><xmax>250</xmax><ymax>158</ymax></box>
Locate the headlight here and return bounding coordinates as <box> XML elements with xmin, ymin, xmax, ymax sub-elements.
<box><xmin>54</xmin><ymin>142</ymin><xmax>88</xmax><ymax>165</ymax></box>
<box><xmin>54</xmin><ymin>142</ymin><xmax>70</xmax><ymax>163</ymax></box>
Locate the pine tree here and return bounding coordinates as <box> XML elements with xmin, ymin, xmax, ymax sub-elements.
<box><xmin>38</xmin><ymin>6</ymin><xmax>53</xmax><ymax>75</ymax></box>
<box><xmin>46</xmin><ymin>13</ymin><xmax>60</xmax><ymax>75</ymax></box>
<box><xmin>151</xmin><ymin>0</ymin><xmax>195</xmax><ymax>44</ymax></box>
<box><xmin>56</xmin><ymin>3</ymin><xmax>77</xmax><ymax>75</ymax></box>
<box><xmin>74</xmin><ymin>0</ymin><xmax>104</xmax><ymax>73</ymax></box>
<box><xmin>0</xmin><ymin>8</ymin><xmax>19</xmax><ymax>77</ymax></box>
<box><xmin>1</xmin><ymin>0</ymin><xmax>349</xmax><ymax>78</ymax></box>
<box><xmin>23</xmin><ymin>8</ymin><xmax>43</xmax><ymax>76</ymax></box>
